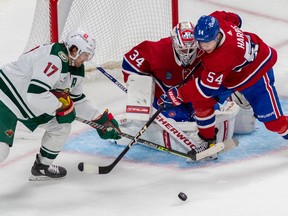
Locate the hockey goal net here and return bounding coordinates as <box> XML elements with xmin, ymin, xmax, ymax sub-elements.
<box><xmin>25</xmin><ymin>0</ymin><xmax>178</xmax><ymax>78</ymax></box>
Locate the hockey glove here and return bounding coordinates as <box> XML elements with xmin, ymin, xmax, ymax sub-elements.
<box><xmin>51</xmin><ymin>89</ymin><xmax>76</xmax><ymax>124</ymax></box>
<box><xmin>93</xmin><ymin>109</ymin><xmax>121</xmax><ymax>140</ymax></box>
<box><xmin>157</xmin><ymin>87</ymin><xmax>184</xmax><ymax>110</ymax></box>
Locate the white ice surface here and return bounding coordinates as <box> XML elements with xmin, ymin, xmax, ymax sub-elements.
<box><xmin>1</xmin><ymin>1</ymin><xmax>288</xmax><ymax>216</ymax></box>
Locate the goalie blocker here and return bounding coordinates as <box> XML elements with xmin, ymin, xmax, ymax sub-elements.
<box><xmin>115</xmin><ymin>75</ymin><xmax>244</xmax><ymax>155</ymax></box>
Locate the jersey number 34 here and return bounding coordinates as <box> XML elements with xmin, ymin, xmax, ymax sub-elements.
<box><xmin>129</xmin><ymin>49</ymin><xmax>145</xmax><ymax>67</ymax></box>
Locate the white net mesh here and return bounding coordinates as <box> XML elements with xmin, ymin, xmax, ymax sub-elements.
<box><xmin>25</xmin><ymin>0</ymin><xmax>174</xmax><ymax>76</ymax></box>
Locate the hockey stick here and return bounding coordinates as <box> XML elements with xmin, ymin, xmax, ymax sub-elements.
<box><xmin>96</xmin><ymin>66</ymin><xmax>199</xmax><ymax>150</ymax></box>
<box><xmin>97</xmin><ymin>67</ymin><xmax>127</xmax><ymax>93</ymax></box>
<box><xmin>78</xmin><ymin>105</ymin><xmax>164</xmax><ymax>174</ymax></box>
<box><xmin>75</xmin><ymin>116</ymin><xmax>193</xmax><ymax>160</ymax></box>
<box><xmin>95</xmin><ymin>67</ymin><xmax>239</xmax><ymax>160</ymax></box>
<box><xmin>76</xmin><ymin>116</ymin><xmax>239</xmax><ymax>164</ymax></box>
<box><xmin>78</xmin><ymin>139</ymin><xmax>238</xmax><ymax>174</ymax></box>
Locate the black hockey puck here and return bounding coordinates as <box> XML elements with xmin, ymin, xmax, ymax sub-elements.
<box><xmin>78</xmin><ymin>162</ymin><xmax>84</xmax><ymax>171</ymax></box>
<box><xmin>178</xmin><ymin>192</ymin><xmax>187</xmax><ymax>201</ymax></box>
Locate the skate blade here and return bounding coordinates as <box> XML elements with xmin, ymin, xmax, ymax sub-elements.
<box><xmin>29</xmin><ymin>175</ymin><xmax>65</xmax><ymax>181</ymax></box>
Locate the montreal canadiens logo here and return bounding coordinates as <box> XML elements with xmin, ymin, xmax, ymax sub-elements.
<box><xmin>168</xmin><ymin>111</ymin><xmax>176</xmax><ymax>117</ymax></box>
<box><xmin>181</xmin><ymin>30</ymin><xmax>193</xmax><ymax>40</ymax></box>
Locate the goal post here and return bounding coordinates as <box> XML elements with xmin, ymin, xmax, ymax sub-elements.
<box><xmin>25</xmin><ymin>0</ymin><xmax>179</xmax><ymax>71</ymax></box>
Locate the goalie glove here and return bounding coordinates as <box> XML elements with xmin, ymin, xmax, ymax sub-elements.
<box><xmin>157</xmin><ymin>87</ymin><xmax>184</xmax><ymax>110</ymax></box>
<box><xmin>231</xmin><ymin>91</ymin><xmax>251</xmax><ymax>109</ymax></box>
<box><xmin>51</xmin><ymin>89</ymin><xmax>76</xmax><ymax>124</ymax></box>
<box><xmin>93</xmin><ymin>110</ymin><xmax>121</xmax><ymax>140</ymax></box>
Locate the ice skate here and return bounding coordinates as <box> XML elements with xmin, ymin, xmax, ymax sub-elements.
<box><xmin>29</xmin><ymin>155</ymin><xmax>67</xmax><ymax>181</ymax></box>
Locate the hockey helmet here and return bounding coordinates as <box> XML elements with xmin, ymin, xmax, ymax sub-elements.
<box><xmin>64</xmin><ymin>28</ymin><xmax>96</xmax><ymax>61</ymax></box>
<box><xmin>170</xmin><ymin>21</ymin><xmax>197</xmax><ymax>66</ymax></box>
<box><xmin>194</xmin><ymin>15</ymin><xmax>220</xmax><ymax>42</ymax></box>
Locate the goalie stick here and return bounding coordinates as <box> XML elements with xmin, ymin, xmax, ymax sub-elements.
<box><xmin>78</xmin><ymin>105</ymin><xmax>164</xmax><ymax>174</ymax></box>
<box><xmin>76</xmin><ymin>116</ymin><xmax>239</xmax><ymax>162</ymax></box>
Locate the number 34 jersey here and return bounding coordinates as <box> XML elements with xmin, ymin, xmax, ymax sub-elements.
<box><xmin>122</xmin><ymin>37</ymin><xmax>203</xmax><ymax>99</ymax></box>
<box><xmin>0</xmin><ymin>43</ymin><xmax>85</xmax><ymax>120</ymax></box>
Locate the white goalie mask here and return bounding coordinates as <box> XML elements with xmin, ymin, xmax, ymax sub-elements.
<box><xmin>170</xmin><ymin>21</ymin><xmax>197</xmax><ymax>67</ymax></box>
<box><xmin>64</xmin><ymin>29</ymin><xmax>96</xmax><ymax>62</ymax></box>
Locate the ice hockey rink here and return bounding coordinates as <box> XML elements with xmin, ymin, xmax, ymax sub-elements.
<box><xmin>1</xmin><ymin>0</ymin><xmax>288</xmax><ymax>215</ymax></box>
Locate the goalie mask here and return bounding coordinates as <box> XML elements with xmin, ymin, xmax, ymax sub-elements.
<box><xmin>170</xmin><ymin>21</ymin><xmax>197</xmax><ymax>67</ymax></box>
<box><xmin>64</xmin><ymin>29</ymin><xmax>96</xmax><ymax>63</ymax></box>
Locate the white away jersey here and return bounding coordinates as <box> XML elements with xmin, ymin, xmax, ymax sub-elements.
<box><xmin>0</xmin><ymin>43</ymin><xmax>98</xmax><ymax>121</ymax></box>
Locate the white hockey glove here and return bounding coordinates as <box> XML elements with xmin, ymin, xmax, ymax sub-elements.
<box><xmin>231</xmin><ymin>91</ymin><xmax>251</xmax><ymax>109</ymax></box>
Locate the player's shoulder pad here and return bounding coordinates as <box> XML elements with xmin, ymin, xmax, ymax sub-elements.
<box><xmin>50</xmin><ymin>43</ymin><xmax>69</xmax><ymax>74</ymax></box>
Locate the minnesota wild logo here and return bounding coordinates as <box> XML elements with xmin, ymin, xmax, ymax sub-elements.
<box><xmin>5</xmin><ymin>129</ymin><xmax>14</xmax><ymax>137</ymax></box>
<box><xmin>58</xmin><ymin>51</ymin><xmax>68</xmax><ymax>63</ymax></box>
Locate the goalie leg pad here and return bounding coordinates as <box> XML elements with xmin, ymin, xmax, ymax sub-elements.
<box><xmin>126</xmin><ymin>75</ymin><xmax>155</xmax><ymax>121</ymax></box>
<box><xmin>234</xmin><ymin>107</ymin><xmax>256</xmax><ymax>134</ymax></box>
<box><xmin>115</xmin><ymin>119</ymin><xmax>193</xmax><ymax>152</ymax></box>
<box><xmin>215</xmin><ymin>101</ymin><xmax>239</xmax><ymax>142</ymax></box>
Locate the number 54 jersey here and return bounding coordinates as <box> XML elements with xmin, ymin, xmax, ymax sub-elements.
<box><xmin>197</xmin><ymin>11</ymin><xmax>277</xmax><ymax>94</ymax></box>
<box><xmin>0</xmin><ymin>43</ymin><xmax>84</xmax><ymax>120</ymax></box>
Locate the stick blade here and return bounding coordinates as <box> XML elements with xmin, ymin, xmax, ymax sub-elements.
<box><xmin>222</xmin><ymin>137</ymin><xmax>239</xmax><ymax>152</ymax></box>
<box><xmin>98</xmin><ymin>165</ymin><xmax>114</xmax><ymax>174</ymax></box>
<box><xmin>194</xmin><ymin>142</ymin><xmax>225</xmax><ymax>161</ymax></box>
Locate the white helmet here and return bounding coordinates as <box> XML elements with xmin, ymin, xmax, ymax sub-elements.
<box><xmin>64</xmin><ymin>28</ymin><xmax>96</xmax><ymax>62</ymax></box>
<box><xmin>170</xmin><ymin>21</ymin><xmax>197</xmax><ymax>66</ymax></box>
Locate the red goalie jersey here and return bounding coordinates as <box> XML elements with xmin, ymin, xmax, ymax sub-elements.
<box><xmin>122</xmin><ymin>37</ymin><xmax>203</xmax><ymax>99</ymax></box>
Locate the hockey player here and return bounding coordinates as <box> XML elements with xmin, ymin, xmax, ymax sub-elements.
<box><xmin>163</xmin><ymin>11</ymin><xmax>286</xmax><ymax>152</ymax></box>
<box><xmin>0</xmin><ymin>29</ymin><xmax>121</xmax><ymax>180</ymax></box>
<box><xmin>122</xmin><ymin>21</ymin><xmax>202</xmax><ymax>122</ymax></box>
<box><xmin>121</xmin><ymin>21</ymin><xmax>241</xmax><ymax>156</ymax></box>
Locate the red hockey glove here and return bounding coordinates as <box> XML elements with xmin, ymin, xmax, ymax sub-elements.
<box><xmin>93</xmin><ymin>109</ymin><xmax>121</xmax><ymax>140</ymax></box>
<box><xmin>157</xmin><ymin>87</ymin><xmax>184</xmax><ymax>110</ymax></box>
<box><xmin>51</xmin><ymin>89</ymin><xmax>76</xmax><ymax>124</ymax></box>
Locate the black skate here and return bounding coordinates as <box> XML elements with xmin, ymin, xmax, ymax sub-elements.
<box><xmin>29</xmin><ymin>154</ymin><xmax>67</xmax><ymax>181</ymax></box>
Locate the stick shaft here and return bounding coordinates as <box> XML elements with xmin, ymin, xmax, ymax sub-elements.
<box><xmin>98</xmin><ymin>105</ymin><xmax>164</xmax><ymax>174</ymax></box>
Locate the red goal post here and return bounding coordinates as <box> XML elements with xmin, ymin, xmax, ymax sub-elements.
<box><xmin>25</xmin><ymin>0</ymin><xmax>179</xmax><ymax>72</ymax></box>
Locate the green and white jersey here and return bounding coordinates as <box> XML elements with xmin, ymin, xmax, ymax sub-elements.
<box><xmin>0</xmin><ymin>43</ymin><xmax>99</xmax><ymax>121</ymax></box>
